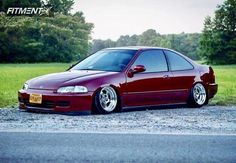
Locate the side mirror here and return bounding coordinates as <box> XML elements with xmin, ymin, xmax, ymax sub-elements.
<box><xmin>133</xmin><ymin>65</ymin><xmax>146</xmax><ymax>73</ymax></box>
<box><xmin>128</xmin><ymin>65</ymin><xmax>146</xmax><ymax>77</ymax></box>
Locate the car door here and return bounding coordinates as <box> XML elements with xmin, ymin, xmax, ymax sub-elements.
<box><xmin>164</xmin><ymin>50</ymin><xmax>196</xmax><ymax>103</ymax></box>
<box><xmin>123</xmin><ymin>49</ymin><xmax>173</xmax><ymax>107</ymax></box>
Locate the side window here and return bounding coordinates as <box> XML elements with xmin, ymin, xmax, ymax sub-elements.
<box><xmin>132</xmin><ymin>50</ymin><xmax>168</xmax><ymax>73</ymax></box>
<box><xmin>164</xmin><ymin>50</ymin><xmax>193</xmax><ymax>71</ymax></box>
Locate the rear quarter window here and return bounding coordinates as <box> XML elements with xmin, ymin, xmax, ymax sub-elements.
<box><xmin>164</xmin><ymin>50</ymin><xmax>193</xmax><ymax>71</ymax></box>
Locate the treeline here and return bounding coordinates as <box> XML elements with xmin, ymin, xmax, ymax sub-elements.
<box><xmin>199</xmin><ymin>0</ymin><xmax>236</xmax><ymax>64</ymax></box>
<box><xmin>0</xmin><ymin>0</ymin><xmax>93</xmax><ymax>63</ymax></box>
<box><xmin>0</xmin><ymin>0</ymin><xmax>235</xmax><ymax>64</ymax></box>
<box><xmin>91</xmin><ymin>0</ymin><xmax>236</xmax><ymax>64</ymax></box>
<box><xmin>91</xmin><ymin>30</ymin><xmax>201</xmax><ymax>60</ymax></box>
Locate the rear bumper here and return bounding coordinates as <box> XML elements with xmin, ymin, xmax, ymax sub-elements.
<box><xmin>18</xmin><ymin>89</ymin><xmax>93</xmax><ymax>114</ymax></box>
<box><xmin>207</xmin><ymin>83</ymin><xmax>218</xmax><ymax>99</ymax></box>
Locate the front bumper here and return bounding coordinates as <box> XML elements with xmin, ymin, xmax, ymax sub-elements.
<box><xmin>208</xmin><ymin>83</ymin><xmax>218</xmax><ymax>99</ymax></box>
<box><xmin>18</xmin><ymin>89</ymin><xmax>93</xmax><ymax>114</ymax></box>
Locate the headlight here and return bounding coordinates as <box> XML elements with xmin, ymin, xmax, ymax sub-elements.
<box><xmin>22</xmin><ymin>83</ymin><xmax>29</xmax><ymax>90</ymax></box>
<box><xmin>57</xmin><ymin>86</ymin><xmax>88</xmax><ymax>93</ymax></box>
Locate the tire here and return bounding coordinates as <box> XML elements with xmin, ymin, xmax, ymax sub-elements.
<box><xmin>94</xmin><ymin>86</ymin><xmax>119</xmax><ymax>114</ymax></box>
<box><xmin>188</xmin><ymin>83</ymin><xmax>208</xmax><ymax>107</ymax></box>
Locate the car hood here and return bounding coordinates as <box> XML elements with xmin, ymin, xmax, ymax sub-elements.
<box><xmin>27</xmin><ymin>70</ymin><xmax>108</xmax><ymax>90</ymax></box>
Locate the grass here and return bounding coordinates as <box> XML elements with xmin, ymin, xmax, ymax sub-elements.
<box><xmin>0</xmin><ymin>63</ymin><xmax>68</xmax><ymax>107</ymax></box>
<box><xmin>211</xmin><ymin>65</ymin><xmax>236</xmax><ymax>105</ymax></box>
<box><xmin>0</xmin><ymin>63</ymin><xmax>235</xmax><ymax>107</ymax></box>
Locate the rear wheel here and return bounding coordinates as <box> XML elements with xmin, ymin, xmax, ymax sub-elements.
<box><xmin>189</xmin><ymin>83</ymin><xmax>208</xmax><ymax>107</ymax></box>
<box><xmin>94</xmin><ymin>86</ymin><xmax>119</xmax><ymax>114</ymax></box>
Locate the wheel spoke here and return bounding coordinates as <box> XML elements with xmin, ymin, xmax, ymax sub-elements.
<box><xmin>193</xmin><ymin>83</ymin><xmax>206</xmax><ymax>105</ymax></box>
<box><xmin>99</xmin><ymin>87</ymin><xmax>117</xmax><ymax>112</ymax></box>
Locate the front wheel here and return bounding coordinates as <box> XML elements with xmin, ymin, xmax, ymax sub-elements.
<box><xmin>189</xmin><ymin>83</ymin><xmax>208</xmax><ymax>107</ymax></box>
<box><xmin>94</xmin><ymin>86</ymin><xmax>119</xmax><ymax>114</ymax></box>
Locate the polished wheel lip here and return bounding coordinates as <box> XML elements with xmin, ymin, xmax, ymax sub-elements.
<box><xmin>99</xmin><ymin>86</ymin><xmax>117</xmax><ymax>112</ymax></box>
<box><xmin>193</xmin><ymin>83</ymin><xmax>206</xmax><ymax>105</ymax></box>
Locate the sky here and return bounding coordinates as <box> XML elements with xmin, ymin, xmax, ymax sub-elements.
<box><xmin>72</xmin><ymin>0</ymin><xmax>225</xmax><ymax>40</ymax></box>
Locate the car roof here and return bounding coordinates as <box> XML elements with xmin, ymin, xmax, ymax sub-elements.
<box><xmin>105</xmin><ymin>46</ymin><xmax>197</xmax><ymax>66</ymax></box>
<box><xmin>105</xmin><ymin>46</ymin><xmax>170</xmax><ymax>51</ymax></box>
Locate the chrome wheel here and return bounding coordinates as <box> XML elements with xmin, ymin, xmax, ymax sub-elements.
<box><xmin>99</xmin><ymin>86</ymin><xmax>117</xmax><ymax>112</ymax></box>
<box><xmin>193</xmin><ymin>83</ymin><xmax>206</xmax><ymax>105</ymax></box>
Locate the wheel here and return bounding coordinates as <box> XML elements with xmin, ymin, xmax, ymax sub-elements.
<box><xmin>94</xmin><ymin>86</ymin><xmax>119</xmax><ymax>114</ymax></box>
<box><xmin>188</xmin><ymin>83</ymin><xmax>208</xmax><ymax>107</ymax></box>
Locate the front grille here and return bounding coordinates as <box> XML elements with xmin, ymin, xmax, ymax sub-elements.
<box><xmin>25</xmin><ymin>100</ymin><xmax>54</xmax><ymax>109</ymax></box>
<box><xmin>22</xmin><ymin>98</ymin><xmax>70</xmax><ymax>109</ymax></box>
<box><xmin>57</xmin><ymin>101</ymin><xmax>70</xmax><ymax>107</ymax></box>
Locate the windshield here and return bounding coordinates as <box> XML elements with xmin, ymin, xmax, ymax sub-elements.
<box><xmin>71</xmin><ymin>49</ymin><xmax>137</xmax><ymax>72</ymax></box>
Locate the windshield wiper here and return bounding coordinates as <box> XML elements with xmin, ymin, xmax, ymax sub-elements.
<box><xmin>78</xmin><ymin>68</ymin><xmax>98</xmax><ymax>71</ymax></box>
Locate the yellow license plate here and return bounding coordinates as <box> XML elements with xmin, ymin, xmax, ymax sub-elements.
<box><xmin>29</xmin><ymin>94</ymin><xmax>42</xmax><ymax>104</ymax></box>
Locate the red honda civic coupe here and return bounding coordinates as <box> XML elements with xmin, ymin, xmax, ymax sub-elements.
<box><xmin>18</xmin><ymin>47</ymin><xmax>218</xmax><ymax>114</ymax></box>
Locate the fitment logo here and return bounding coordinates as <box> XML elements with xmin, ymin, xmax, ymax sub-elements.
<box><xmin>6</xmin><ymin>7</ymin><xmax>53</xmax><ymax>16</ymax></box>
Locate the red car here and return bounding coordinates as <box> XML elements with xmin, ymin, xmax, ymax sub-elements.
<box><xmin>18</xmin><ymin>47</ymin><xmax>218</xmax><ymax>114</ymax></box>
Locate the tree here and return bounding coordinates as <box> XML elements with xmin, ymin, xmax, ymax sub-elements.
<box><xmin>200</xmin><ymin>0</ymin><xmax>236</xmax><ymax>64</ymax></box>
<box><xmin>90</xmin><ymin>29</ymin><xmax>201</xmax><ymax>60</ymax></box>
<box><xmin>45</xmin><ymin>0</ymin><xmax>74</xmax><ymax>15</ymax></box>
<box><xmin>116</xmin><ymin>35</ymin><xmax>131</xmax><ymax>47</ymax></box>
<box><xmin>0</xmin><ymin>0</ymin><xmax>93</xmax><ymax>63</ymax></box>
<box><xmin>138</xmin><ymin>29</ymin><xmax>159</xmax><ymax>46</ymax></box>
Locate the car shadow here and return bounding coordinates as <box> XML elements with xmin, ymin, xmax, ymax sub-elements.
<box><xmin>121</xmin><ymin>104</ymin><xmax>194</xmax><ymax>113</ymax></box>
<box><xmin>19</xmin><ymin>104</ymin><xmax>198</xmax><ymax>116</ymax></box>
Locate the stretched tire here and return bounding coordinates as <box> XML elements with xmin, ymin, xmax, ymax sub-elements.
<box><xmin>188</xmin><ymin>83</ymin><xmax>208</xmax><ymax>107</ymax></box>
<box><xmin>94</xmin><ymin>86</ymin><xmax>119</xmax><ymax>114</ymax></box>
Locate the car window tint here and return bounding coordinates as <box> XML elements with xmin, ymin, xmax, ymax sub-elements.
<box><xmin>164</xmin><ymin>50</ymin><xmax>193</xmax><ymax>71</ymax></box>
<box><xmin>132</xmin><ymin>50</ymin><xmax>168</xmax><ymax>73</ymax></box>
<box><xmin>71</xmin><ymin>50</ymin><xmax>137</xmax><ymax>72</ymax></box>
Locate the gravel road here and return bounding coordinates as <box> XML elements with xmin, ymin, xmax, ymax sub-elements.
<box><xmin>0</xmin><ymin>105</ymin><xmax>236</xmax><ymax>134</ymax></box>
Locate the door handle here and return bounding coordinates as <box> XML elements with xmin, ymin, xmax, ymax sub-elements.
<box><xmin>163</xmin><ymin>75</ymin><xmax>170</xmax><ymax>79</ymax></box>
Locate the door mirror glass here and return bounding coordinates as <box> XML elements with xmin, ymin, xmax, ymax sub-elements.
<box><xmin>133</xmin><ymin>65</ymin><xmax>146</xmax><ymax>73</ymax></box>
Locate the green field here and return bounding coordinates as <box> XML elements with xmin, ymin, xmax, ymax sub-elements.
<box><xmin>211</xmin><ymin>65</ymin><xmax>236</xmax><ymax>105</ymax></box>
<box><xmin>0</xmin><ymin>63</ymin><xmax>235</xmax><ymax>107</ymax></box>
<box><xmin>0</xmin><ymin>63</ymin><xmax>68</xmax><ymax>107</ymax></box>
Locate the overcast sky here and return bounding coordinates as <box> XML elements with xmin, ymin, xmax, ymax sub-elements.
<box><xmin>72</xmin><ymin>0</ymin><xmax>224</xmax><ymax>40</ymax></box>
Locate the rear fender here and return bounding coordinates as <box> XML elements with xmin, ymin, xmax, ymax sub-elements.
<box><xmin>198</xmin><ymin>65</ymin><xmax>216</xmax><ymax>85</ymax></box>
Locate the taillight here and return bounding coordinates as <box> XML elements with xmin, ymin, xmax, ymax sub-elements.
<box><xmin>209</xmin><ymin>66</ymin><xmax>215</xmax><ymax>83</ymax></box>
